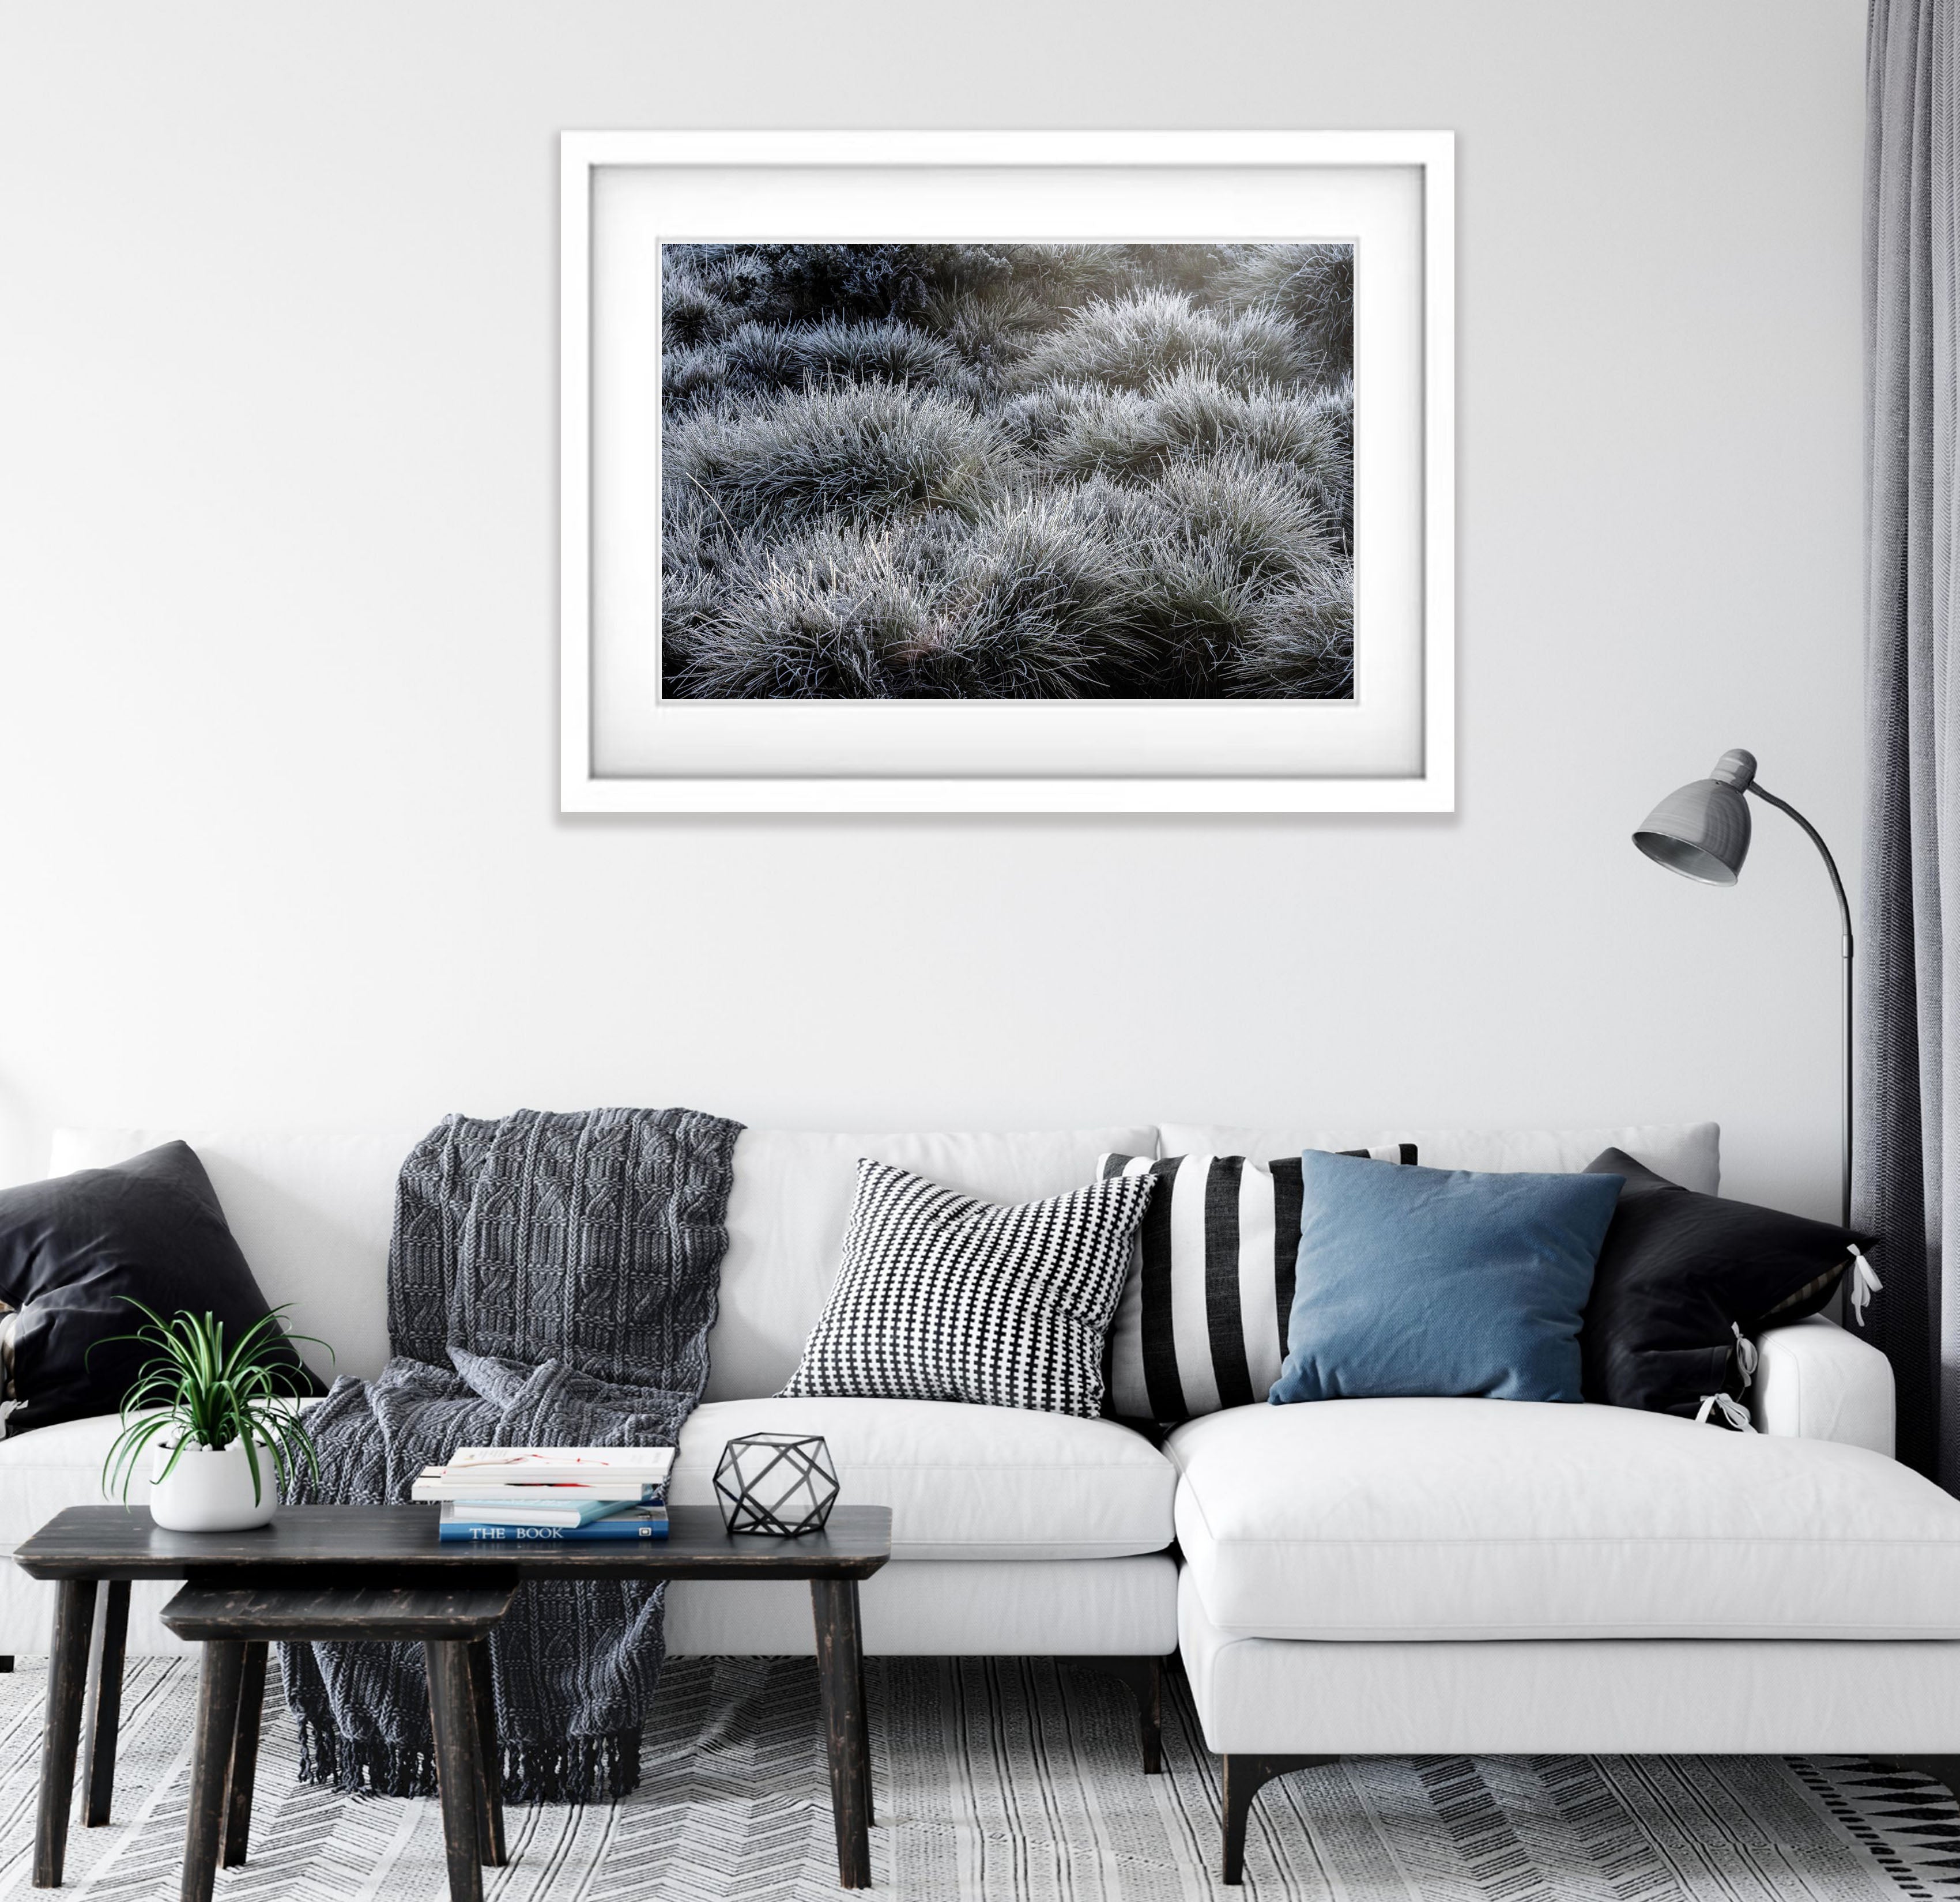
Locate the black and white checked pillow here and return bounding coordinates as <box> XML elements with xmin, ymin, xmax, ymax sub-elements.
<box><xmin>1098</xmin><ymin>1146</ymin><xmax>1418</xmax><ymax>1423</ymax></box>
<box><xmin>781</xmin><ymin>1158</ymin><xmax>1158</xmax><ymax>1418</ymax></box>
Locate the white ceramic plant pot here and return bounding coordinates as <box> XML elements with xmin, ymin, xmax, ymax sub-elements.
<box><xmin>149</xmin><ymin>1437</ymin><xmax>277</xmax><ymax>1533</ymax></box>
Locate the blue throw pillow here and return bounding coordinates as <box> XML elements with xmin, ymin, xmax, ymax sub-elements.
<box><xmin>1269</xmin><ymin>1150</ymin><xmax>1624</xmax><ymax>1405</ymax></box>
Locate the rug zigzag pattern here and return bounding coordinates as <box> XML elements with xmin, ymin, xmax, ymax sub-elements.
<box><xmin>0</xmin><ymin>1655</ymin><xmax>1953</xmax><ymax>1900</ymax></box>
<box><xmin>1793</xmin><ymin>1760</ymin><xmax>1960</xmax><ymax>1900</ymax></box>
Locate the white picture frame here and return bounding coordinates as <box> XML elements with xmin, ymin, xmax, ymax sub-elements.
<box><xmin>560</xmin><ymin>131</ymin><xmax>1454</xmax><ymax>813</ymax></box>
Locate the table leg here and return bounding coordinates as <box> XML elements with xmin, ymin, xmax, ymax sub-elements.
<box><xmin>221</xmin><ymin>1642</ymin><xmax>268</xmax><ymax>1867</ymax></box>
<box><xmin>464</xmin><ymin>1637</ymin><xmax>506</xmax><ymax>1866</ymax></box>
<box><xmin>811</xmin><ymin>1579</ymin><xmax>872</xmax><ymax>1889</ymax></box>
<box><xmin>34</xmin><ymin>1575</ymin><xmax>97</xmax><ymax>1888</ymax></box>
<box><xmin>424</xmin><ymin>1640</ymin><xmax>485</xmax><ymax>1902</ymax></box>
<box><xmin>81</xmin><ymin>1580</ymin><xmax>130</xmax><ymax>1826</ymax></box>
<box><xmin>856</xmin><ymin>1641</ymin><xmax>874</xmax><ymax>1828</ymax></box>
<box><xmin>181</xmin><ymin>1643</ymin><xmax>247</xmax><ymax>1902</ymax></box>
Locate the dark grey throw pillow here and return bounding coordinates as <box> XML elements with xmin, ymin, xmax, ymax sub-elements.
<box><xmin>1578</xmin><ymin>1148</ymin><xmax>1875</xmax><ymax>1422</ymax></box>
<box><xmin>0</xmin><ymin>1142</ymin><xmax>322</xmax><ymax>1435</ymax></box>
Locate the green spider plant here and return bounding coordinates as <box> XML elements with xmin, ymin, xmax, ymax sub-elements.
<box><xmin>100</xmin><ymin>1302</ymin><xmax>330</xmax><ymax>1508</ymax></box>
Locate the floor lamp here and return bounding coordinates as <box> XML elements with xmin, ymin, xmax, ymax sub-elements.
<box><xmin>1631</xmin><ymin>748</ymin><xmax>1855</xmax><ymax>1231</ymax></box>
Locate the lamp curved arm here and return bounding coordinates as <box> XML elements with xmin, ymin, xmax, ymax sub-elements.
<box><xmin>1748</xmin><ymin>782</ymin><xmax>1854</xmax><ymax>1228</ymax></box>
<box><xmin>1748</xmin><ymin>783</ymin><xmax>1853</xmax><ymax>949</ymax></box>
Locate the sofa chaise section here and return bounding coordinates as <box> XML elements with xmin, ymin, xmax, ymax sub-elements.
<box><xmin>1170</xmin><ymin>1349</ymin><xmax>1948</xmax><ymax>1881</ymax></box>
<box><xmin>1170</xmin><ymin>1394</ymin><xmax>1951</xmax><ymax>1644</ymax></box>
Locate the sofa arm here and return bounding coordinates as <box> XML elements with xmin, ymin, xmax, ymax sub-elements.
<box><xmin>1750</xmin><ymin>1314</ymin><xmax>1895</xmax><ymax>1456</ymax></box>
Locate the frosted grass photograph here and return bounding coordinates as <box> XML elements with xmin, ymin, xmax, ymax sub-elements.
<box><xmin>659</xmin><ymin>243</ymin><xmax>1354</xmax><ymax>701</ymax></box>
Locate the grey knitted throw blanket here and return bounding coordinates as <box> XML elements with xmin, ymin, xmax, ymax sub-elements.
<box><xmin>282</xmin><ymin>1106</ymin><xmax>743</xmax><ymax>1803</ymax></box>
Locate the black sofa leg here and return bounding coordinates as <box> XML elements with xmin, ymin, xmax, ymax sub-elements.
<box><xmin>0</xmin><ymin>1656</ymin><xmax>12</xmax><ymax>1673</ymax></box>
<box><xmin>1222</xmin><ymin>1753</ymin><xmax>1339</xmax><ymax>1885</ymax></box>
<box><xmin>1876</xmin><ymin>1755</ymin><xmax>1960</xmax><ymax>1801</ymax></box>
<box><xmin>1062</xmin><ymin>1656</ymin><xmax>1167</xmax><ymax>1773</ymax></box>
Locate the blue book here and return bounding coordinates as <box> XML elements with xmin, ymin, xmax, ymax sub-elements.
<box><xmin>438</xmin><ymin>1503</ymin><xmax>669</xmax><ymax>1542</ymax></box>
<box><xmin>447</xmin><ymin>1495</ymin><xmax>634</xmax><ymax>1529</ymax></box>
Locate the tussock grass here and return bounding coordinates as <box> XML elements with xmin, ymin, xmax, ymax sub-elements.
<box><xmin>925</xmin><ymin>496</ymin><xmax>1146</xmax><ymax>696</ymax></box>
<box><xmin>1232</xmin><ymin>569</ymin><xmax>1355</xmax><ymax>697</ymax></box>
<box><xmin>1141</xmin><ymin>453</ymin><xmax>1337</xmax><ymax>588</ymax></box>
<box><xmin>990</xmin><ymin>243</ymin><xmax>1136</xmax><ymax>306</ymax></box>
<box><xmin>1034</xmin><ymin>371</ymin><xmax>1350</xmax><ymax>522</ymax></box>
<box><xmin>1012</xmin><ymin>290</ymin><xmax>1311</xmax><ymax>395</ymax></box>
<box><xmin>921</xmin><ymin>286</ymin><xmax>1050</xmax><ymax>382</ymax></box>
<box><xmin>1115</xmin><ymin>547</ymin><xmax>1260</xmax><ymax>695</ymax></box>
<box><xmin>661</xmin><ymin>250</ymin><xmax>793</xmax><ymax>341</ymax></box>
<box><xmin>661</xmin><ymin>243</ymin><xmax>1354</xmax><ymax>698</ymax></box>
<box><xmin>1219</xmin><ymin>243</ymin><xmax>1354</xmax><ymax>376</ymax></box>
<box><xmin>1301</xmin><ymin>380</ymin><xmax>1354</xmax><ymax>549</ymax></box>
<box><xmin>672</xmin><ymin>510</ymin><xmax>1123</xmax><ymax>700</ymax></box>
<box><xmin>1035</xmin><ymin>459</ymin><xmax>1336</xmax><ymax>694</ymax></box>
<box><xmin>667</xmin><ymin>381</ymin><xmax>1011</xmax><ymax>533</ymax></box>
<box><xmin>661</xmin><ymin>270</ymin><xmax>727</xmax><ymax>351</ymax></box>
<box><xmin>661</xmin><ymin>342</ymin><xmax>730</xmax><ymax>415</ymax></box>
<box><xmin>717</xmin><ymin>319</ymin><xmax>970</xmax><ymax>399</ymax></box>
<box><xmin>672</xmin><ymin>526</ymin><xmax>930</xmax><ymax>700</ymax></box>
<box><xmin>1024</xmin><ymin>386</ymin><xmax>1166</xmax><ymax>481</ymax></box>
<box><xmin>662</xmin><ymin>321</ymin><xmax>972</xmax><ymax>417</ymax></box>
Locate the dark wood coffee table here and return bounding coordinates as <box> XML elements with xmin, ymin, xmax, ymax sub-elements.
<box><xmin>13</xmin><ymin>1503</ymin><xmax>892</xmax><ymax>1892</ymax></box>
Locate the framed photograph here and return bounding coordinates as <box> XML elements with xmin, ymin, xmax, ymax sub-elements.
<box><xmin>561</xmin><ymin>131</ymin><xmax>1453</xmax><ymax>813</ymax></box>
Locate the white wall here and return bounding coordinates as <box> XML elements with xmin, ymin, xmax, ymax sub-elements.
<box><xmin>0</xmin><ymin>1</ymin><xmax>1867</xmax><ymax>1217</ymax></box>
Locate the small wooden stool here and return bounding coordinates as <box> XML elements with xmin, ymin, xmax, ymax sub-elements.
<box><xmin>160</xmin><ymin>1571</ymin><xmax>518</xmax><ymax>1902</ymax></box>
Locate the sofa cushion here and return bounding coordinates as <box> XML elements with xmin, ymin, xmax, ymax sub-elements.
<box><xmin>1163</xmin><ymin>1123</ymin><xmax>1720</xmax><ymax>1194</ymax></box>
<box><xmin>2</xmin><ymin>1392</ymin><xmax>1178</xmax><ymax>1567</ymax></box>
<box><xmin>0</xmin><ymin>1411</ymin><xmax>149</xmax><ymax>1556</ymax></box>
<box><xmin>672</xmin><ymin>1395</ymin><xmax>1175</xmax><ymax>1560</ymax></box>
<box><xmin>1170</xmin><ymin>1397</ymin><xmax>1960</xmax><ymax>1639</ymax></box>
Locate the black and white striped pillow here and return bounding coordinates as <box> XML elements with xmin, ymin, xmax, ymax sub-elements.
<box><xmin>1098</xmin><ymin>1147</ymin><xmax>1417</xmax><ymax>1423</ymax></box>
<box><xmin>781</xmin><ymin>1158</ymin><xmax>1158</xmax><ymax>1418</ymax></box>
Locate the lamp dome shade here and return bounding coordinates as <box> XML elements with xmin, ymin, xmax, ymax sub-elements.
<box><xmin>1632</xmin><ymin>750</ymin><xmax>1757</xmax><ymax>885</ymax></box>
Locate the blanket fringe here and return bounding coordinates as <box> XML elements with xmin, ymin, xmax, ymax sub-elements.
<box><xmin>297</xmin><ymin>1715</ymin><xmax>644</xmax><ymax>1803</ymax></box>
<box><xmin>501</xmin><ymin>1728</ymin><xmax>644</xmax><ymax>1803</ymax></box>
<box><xmin>297</xmin><ymin>1715</ymin><xmax>438</xmax><ymax>1799</ymax></box>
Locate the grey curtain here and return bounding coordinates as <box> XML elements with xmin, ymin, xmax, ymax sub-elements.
<box><xmin>1859</xmin><ymin>0</ymin><xmax>1960</xmax><ymax>1479</ymax></box>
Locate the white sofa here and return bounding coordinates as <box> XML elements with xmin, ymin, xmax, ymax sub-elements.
<box><xmin>2</xmin><ymin>1117</ymin><xmax>1943</xmax><ymax>1885</ymax></box>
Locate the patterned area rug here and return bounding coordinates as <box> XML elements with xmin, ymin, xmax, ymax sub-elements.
<box><xmin>0</xmin><ymin>1653</ymin><xmax>1955</xmax><ymax>1900</ymax></box>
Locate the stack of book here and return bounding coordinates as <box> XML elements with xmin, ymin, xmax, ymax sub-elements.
<box><xmin>412</xmin><ymin>1447</ymin><xmax>674</xmax><ymax>1542</ymax></box>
